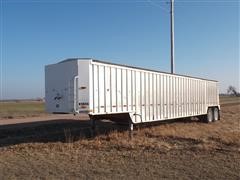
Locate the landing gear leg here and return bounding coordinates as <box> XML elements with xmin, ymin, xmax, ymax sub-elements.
<box><xmin>129</xmin><ymin>120</ymin><xmax>134</xmax><ymax>139</ymax></box>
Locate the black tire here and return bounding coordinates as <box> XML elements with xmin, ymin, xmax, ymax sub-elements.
<box><xmin>213</xmin><ymin>107</ymin><xmax>220</xmax><ymax>121</ymax></box>
<box><xmin>205</xmin><ymin>108</ymin><xmax>213</xmax><ymax>123</ymax></box>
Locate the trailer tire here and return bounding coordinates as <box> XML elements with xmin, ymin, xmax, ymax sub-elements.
<box><xmin>213</xmin><ymin>107</ymin><xmax>220</xmax><ymax>121</ymax></box>
<box><xmin>205</xmin><ymin>108</ymin><xmax>213</xmax><ymax>123</ymax></box>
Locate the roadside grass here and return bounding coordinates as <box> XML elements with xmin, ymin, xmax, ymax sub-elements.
<box><xmin>220</xmin><ymin>96</ymin><xmax>240</xmax><ymax>105</ymax></box>
<box><xmin>0</xmin><ymin>101</ymin><xmax>46</xmax><ymax>119</ymax></box>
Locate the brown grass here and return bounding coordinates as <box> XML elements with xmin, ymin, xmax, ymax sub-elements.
<box><xmin>0</xmin><ymin>99</ymin><xmax>239</xmax><ymax>179</ymax></box>
<box><xmin>0</xmin><ymin>101</ymin><xmax>46</xmax><ymax>119</ymax></box>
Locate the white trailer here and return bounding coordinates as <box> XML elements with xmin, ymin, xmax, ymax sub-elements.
<box><xmin>45</xmin><ymin>58</ymin><xmax>220</xmax><ymax>131</ymax></box>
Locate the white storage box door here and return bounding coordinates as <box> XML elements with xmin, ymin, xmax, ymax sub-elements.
<box><xmin>45</xmin><ymin>60</ymin><xmax>78</xmax><ymax>113</ymax></box>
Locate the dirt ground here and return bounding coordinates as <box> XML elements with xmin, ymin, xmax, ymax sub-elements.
<box><xmin>0</xmin><ymin>101</ymin><xmax>239</xmax><ymax>179</ymax></box>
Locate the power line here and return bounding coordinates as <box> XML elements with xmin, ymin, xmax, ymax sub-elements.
<box><xmin>147</xmin><ymin>0</ymin><xmax>170</xmax><ymax>13</ymax></box>
<box><xmin>2</xmin><ymin>0</ymin><xmax>239</xmax><ymax>3</ymax></box>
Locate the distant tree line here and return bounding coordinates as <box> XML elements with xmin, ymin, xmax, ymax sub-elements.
<box><xmin>227</xmin><ymin>85</ymin><xmax>240</xmax><ymax>97</ymax></box>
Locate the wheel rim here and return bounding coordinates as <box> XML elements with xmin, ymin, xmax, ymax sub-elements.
<box><xmin>207</xmin><ymin>109</ymin><xmax>213</xmax><ymax>122</ymax></box>
<box><xmin>214</xmin><ymin>108</ymin><xmax>219</xmax><ymax>121</ymax></box>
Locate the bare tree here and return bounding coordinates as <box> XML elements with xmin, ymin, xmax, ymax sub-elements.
<box><xmin>227</xmin><ymin>86</ymin><xmax>240</xmax><ymax>96</ymax></box>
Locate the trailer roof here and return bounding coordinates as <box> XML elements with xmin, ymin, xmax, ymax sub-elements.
<box><xmin>59</xmin><ymin>58</ymin><xmax>218</xmax><ymax>82</ymax></box>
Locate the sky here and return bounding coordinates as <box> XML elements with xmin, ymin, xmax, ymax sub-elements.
<box><xmin>0</xmin><ymin>0</ymin><xmax>239</xmax><ymax>99</ymax></box>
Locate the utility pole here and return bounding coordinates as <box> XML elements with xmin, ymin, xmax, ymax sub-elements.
<box><xmin>170</xmin><ymin>0</ymin><xmax>175</xmax><ymax>74</ymax></box>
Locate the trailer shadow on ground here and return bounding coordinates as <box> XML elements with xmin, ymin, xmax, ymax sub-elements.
<box><xmin>0</xmin><ymin>117</ymin><xmax>201</xmax><ymax>148</ymax></box>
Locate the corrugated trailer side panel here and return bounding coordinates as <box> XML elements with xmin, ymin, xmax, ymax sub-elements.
<box><xmin>205</xmin><ymin>81</ymin><xmax>218</xmax><ymax>107</ymax></box>
<box><xmin>89</xmin><ymin>61</ymin><xmax>219</xmax><ymax>124</ymax></box>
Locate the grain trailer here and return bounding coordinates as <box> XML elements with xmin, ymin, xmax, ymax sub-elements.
<box><xmin>45</xmin><ymin>58</ymin><xmax>220</xmax><ymax>131</ymax></box>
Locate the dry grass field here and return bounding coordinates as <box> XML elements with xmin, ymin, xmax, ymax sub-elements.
<box><xmin>0</xmin><ymin>96</ymin><xmax>239</xmax><ymax>179</ymax></box>
<box><xmin>0</xmin><ymin>101</ymin><xmax>46</xmax><ymax>119</ymax></box>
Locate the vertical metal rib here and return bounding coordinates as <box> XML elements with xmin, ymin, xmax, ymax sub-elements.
<box><xmin>166</xmin><ymin>76</ymin><xmax>169</xmax><ymax>118</ymax></box>
<box><xmin>169</xmin><ymin>76</ymin><xmax>171</xmax><ymax>118</ymax></box>
<box><xmin>160</xmin><ymin>74</ymin><xmax>162</xmax><ymax>119</ymax></box>
<box><xmin>104</xmin><ymin>66</ymin><xmax>106</xmax><ymax>112</ymax></box>
<box><xmin>182</xmin><ymin>78</ymin><xmax>184</xmax><ymax>116</ymax></box>
<box><xmin>172</xmin><ymin>76</ymin><xmax>174</xmax><ymax>118</ymax></box>
<box><xmin>163</xmin><ymin>75</ymin><xmax>165</xmax><ymax>118</ymax></box>
<box><xmin>110</xmin><ymin>67</ymin><xmax>112</xmax><ymax>112</ymax></box>
<box><xmin>148</xmin><ymin>73</ymin><xmax>150</xmax><ymax>120</ymax></box>
<box><xmin>152</xmin><ymin>73</ymin><xmax>154</xmax><ymax>120</ymax></box>
<box><xmin>187</xmin><ymin>78</ymin><xmax>189</xmax><ymax>115</ymax></box>
<box><xmin>144</xmin><ymin>72</ymin><xmax>147</xmax><ymax>121</ymax></box>
<box><xmin>192</xmin><ymin>79</ymin><xmax>194</xmax><ymax>115</ymax></box>
<box><xmin>92</xmin><ymin>64</ymin><xmax>95</xmax><ymax>113</ymax></box>
<box><xmin>135</xmin><ymin>71</ymin><xmax>137</xmax><ymax>122</ymax></box>
<box><xmin>116</xmin><ymin>68</ymin><xmax>118</xmax><ymax>112</ymax></box>
<box><xmin>156</xmin><ymin>74</ymin><xmax>158</xmax><ymax>119</ymax></box>
<box><xmin>131</xmin><ymin>70</ymin><xmax>133</xmax><ymax>111</ymax></box>
<box><xmin>191</xmin><ymin>79</ymin><xmax>193</xmax><ymax>115</ymax></box>
<box><xmin>194</xmin><ymin>80</ymin><xmax>196</xmax><ymax>115</ymax></box>
<box><xmin>121</xmin><ymin>68</ymin><xmax>123</xmax><ymax>112</ymax></box>
<box><xmin>198</xmin><ymin>80</ymin><xmax>199</xmax><ymax>114</ymax></box>
<box><xmin>97</xmin><ymin>65</ymin><xmax>100</xmax><ymax>113</ymax></box>
<box><xmin>178</xmin><ymin>77</ymin><xmax>180</xmax><ymax>117</ymax></box>
<box><xmin>140</xmin><ymin>71</ymin><xmax>142</xmax><ymax>120</ymax></box>
<box><xmin>181</xmin><ymin>78</ymin><xmax>183</xmax><ymax>117</ymax></box>
<box><xmin>196</xmin><ymin>80</ymin><xmax>198</xmax><ymax>114</ymax></box>
<box><xmin>126</xmin><ymin>69</ymin><xmax>128</xmax><ymax>111</ymax></box>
